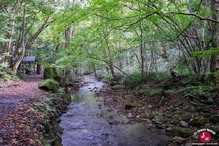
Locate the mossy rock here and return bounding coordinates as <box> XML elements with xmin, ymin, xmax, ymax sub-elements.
<box><xmin>125</xmin><ymin>102</ymin><xmax>136</xmax><ymax>109</ymax></box>
<box><xmin>190</xmin><ymin>117</ymin><xmax>207</xmax><ymax>128</ymax></box>
<box><xmin>38</xmin><ymin>79</ymin><xmax>60</xmax><ymax>93</ymax></box>
<box><xmin>209</xmin><ymin>116</ymin><xmax>219</xmax><ymax>124</ymax></box>
<box><xmin>171</xmin><ymin>115</ymin><xmax>181</xmax><ymax>124</ymax></box>
<box><xmin>156</xmin><ymin>115</ymin><xmax>168</xmax><ymax>124</ymax></box>
<box><xmin>148</xmin><ymin>113</ymin><xmax>155</xmax><ymax>120</ymax></box>
<box><xmin>173</xmin><ymin>127</ymin><xmax>194</xmax><ymax>138</ymax></box>
<box><xmin>181</xmin><ymin>113</ymin><xmax>192</xmax><ymax>122</ymax></box>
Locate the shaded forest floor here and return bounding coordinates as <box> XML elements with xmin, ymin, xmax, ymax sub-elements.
<box><xmin>100</xmin><ymin>78</ymin><xmax>219</xmax><ymax>144</ymax></box>
<box><xmin>0</xmin><ymin>74</ymin><xmax>54</xmax><ymax>145</ymax></box>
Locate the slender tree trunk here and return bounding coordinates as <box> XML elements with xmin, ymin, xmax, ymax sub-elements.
<box><xmin>139</xmin><ymin>23</ymin><xmax>144</xmax><ymax>80</ymax></box>
<box><xmin>210</xmin><ymin>0</ymin><xmax>219</xmax><ymax>82</ymax></box>
<box><xmin>62</xmin><ymin>26</ymin><xmax>74</xmax><ymax>86</ymax></box>
<box><xmin>92</xmin><ymin>63</ymin><xmax>98</xmax><ymax>78</ymax></box>
<box><xmin>12</xmin><ymin>0</ymin><xmax>26</xmax><ymax>73</ymax></box>
<box><xmin>105</xmin><ymin>36</ymin><xmax>116</xmax><ymax>79</ymax></box>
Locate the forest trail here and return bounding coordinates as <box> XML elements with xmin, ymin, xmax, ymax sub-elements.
<box><xmin>0</xmin><ymin>74</ymin><xmax>49</xmax><ymax>145</ymax></box>
<box><xmin>0</xmin><ymin>74</ymin><xmax>44</xmax><ymax>117</ymax></box>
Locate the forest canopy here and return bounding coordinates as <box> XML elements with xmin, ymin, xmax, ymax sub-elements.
<box><xmin>0</xmin><ymin>0</ymin><xmax>218</xmax><ymax>82</ymax></box>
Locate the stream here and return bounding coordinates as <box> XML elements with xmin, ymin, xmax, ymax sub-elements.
<box><xmin>60</xmin><ymin>76</ymin><xmax>170</xmax><ymax>146</ymax></box>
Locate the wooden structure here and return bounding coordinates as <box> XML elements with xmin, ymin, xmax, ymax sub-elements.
<box><xmin>20</xmin><ymin>56</ymin><xmax>37</xmax><ymax>74</ymax></box>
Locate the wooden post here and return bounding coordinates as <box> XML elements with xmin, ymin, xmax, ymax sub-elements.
<box><xmin>37</xmin><ymin>64</ymin><xmax>41</xmax><ymax>74</ymax></box>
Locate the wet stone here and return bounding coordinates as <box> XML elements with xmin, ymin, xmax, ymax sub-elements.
<box><xmin>180</xmin><ymin>121</ymin><xmax>188</xmax><ymax>127</ymax></box>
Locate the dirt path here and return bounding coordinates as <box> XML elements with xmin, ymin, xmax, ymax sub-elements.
<box><xmin>0</xmin><ymin>74</ymin><xmax>43</xmax><ymax>116</ymax></box>
<box><xmin>0</xmin><ymin>74</ymin><xmax>49</xmax><ymax>145</ymax></box>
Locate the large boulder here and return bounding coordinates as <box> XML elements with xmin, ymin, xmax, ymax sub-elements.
<box><xmin>38</xmin><ymin>79</ymin><xmax>60</xmax><ymax>93</ymax></box>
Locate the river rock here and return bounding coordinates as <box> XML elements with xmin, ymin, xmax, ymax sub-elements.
<box><xmin>156</xmin><ymin>115</ymin><xmax>167</xmax><ymax>124</ymax></box>
<box><xmin>173</xmin><ymin>127</ymin><xmax>194</xmax><ymax>138</ymax></box>
<box><xmin>127</xmin><ymin>113</ymin><xmax>133</xmax><ymax>118</ymax></box>
<box><xmin>206</xmin><ymin>97</ymin><xmax>214</xmax><ymax>104</ymax></box>
<box><xmin>165</xmin><ymin>127</ymin><xmax>172</xmax><ymax>132</ymax></box>
<box><xmin>147</xmin><ymin>105</ymin><xmax>152</xmax><ymax>108</ymax></box>
<box><xmin>147</xmin><ymin>112</ymin><xmax>155</xmax><ymax>120</ymax></box>
<box><xmin>148</xmin><ymin>123</ymin><xmax>156</xmax><ymax>130</ymax></box>
<box><xmin>171</xmin><ymin>115</ymin><xmax>181</xmax><ymax>124</ymax></box>
<box><xmin>108</xmin><ymin>120</ymin><xmax>120</xmax><ymax>125</ymax></box>
<box><xmin>209</xmin><ymin>115</ymin><xmax>219</xmax><ymax>124</ymax></box>
<box><xmin>172</xmin><ymin>136</ymin><xmax>185</xmax><ymax>144</ymax></box>
<box><xmin>181</xmin><ymin>113</ymin><xmax>192</xmax><ymax>122</ymax></box>
<box><xmin>180</xmin><ymin>121</ymin><xmax>188</xmax><ymax>127</ymax></box>
<box><xmin>190</xmin><ymin>117</ymin><xmax>207</xmax><ymax>127</ymax></box>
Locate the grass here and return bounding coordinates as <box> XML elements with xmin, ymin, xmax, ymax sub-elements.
<box><xmin>148</xmin><ymin>89</ymin><xmax>163</xmax><ymax>97</ymax></box>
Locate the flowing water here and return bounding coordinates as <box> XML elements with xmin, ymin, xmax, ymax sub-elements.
<box><xmin>60</xmin><ymin>76</ymin><xmax>170</xmax><ymax>146</ymax></box>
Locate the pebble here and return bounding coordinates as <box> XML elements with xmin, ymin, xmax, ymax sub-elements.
<box><xmin>180</xmin><ymin>121</ymin><xmax>188</xmax><ymax>127</ymax></box>
<box><xmin>147</xmin><ymin>105</ymin><xmax>152</xmax><ymax>108</ymax></box>
<box><xmin>127</xmin><ymin>113</ymin><xmax>133</xmax><ymax>118</ymax></box>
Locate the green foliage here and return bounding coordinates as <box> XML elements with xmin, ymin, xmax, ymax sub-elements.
<box><xmin>121</xmin><ymin>71</ymin><xmax>142</xmax><ymax>87</ymax></box>
<box><xmin>125</xmin><ymin>102</ymin><xmax>136</xmax><ymax>109</ymax></box>
<box><xmin>193</xmin><ymin>48</ymin><xmax>219</xmax><ymax>58</ymax></box>
<box><xmin>0</xmin><ymin>62</ymin><xmax>18</xmax><ymax>80</ymax></box>
<box><xmin>179</xmin><ymin>85</ymin><xmax>209</xmax><ymax>95</ymax></box>
<box><xmin>38</xmin><ymin>79</ymin><xmax>60</xmax><ymax>93</ymax></box>
<box><xmin>148</xmin><ymin>89</ymin><xmax>163</xmax><ymax>97</ymax></box>
<box><xmin>173</xmin><ymin>128</ymin><xmax>194</xmax><ymax>138</ymax></box>
<box><xmin>149</xmin><ymin>72</ymin><xmax>172</xmax><ymax>83</ymax></box>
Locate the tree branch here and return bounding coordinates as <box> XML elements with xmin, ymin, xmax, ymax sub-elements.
<box><xmin>173</xmin><ymin>12</ymin><xmax>219</xmax><ymax>23</ymax></box>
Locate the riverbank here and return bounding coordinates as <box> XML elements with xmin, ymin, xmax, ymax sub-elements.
<box><xmin>0</xmin><ymin>74</ymin><xmax>71</xmax><ymax>145</ymax></box>
<box><xmin>100</xmin><ymin>78</ymin><xmax>219</xmax><ymax>144</ymax></box>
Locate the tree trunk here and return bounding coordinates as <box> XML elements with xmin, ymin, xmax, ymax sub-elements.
<box><xmin>12</xmin><ymin>0</ymin><xmax>26</xmax><ymax>73</ymax></box>
<box><xmin>92</xmin><ymin>63</ymin><xmax>98</xmax><ymax>78</ymax></box>
<box><xmin>105</xmin><ymin>36</ymin><xmax>116</xmax><ymax>79</ymax></box>
<box><xmin>139</xmin><ymin>22</ymin><xmax>144</xmax><ymax>80</ymax></box>
<box><xmin>12</xmin><ymin>15</ymin><xmax>50</xmax><ymax>73</ymax></box>
<box><xmin>210</xmin><ymin>0</ymin><xmax>219</xmax><ymax>82</ymax></box>
<box><xmin>37</xmin><ymin>64</ymin><xmax>41</xmax><ymax>74</ymax></box>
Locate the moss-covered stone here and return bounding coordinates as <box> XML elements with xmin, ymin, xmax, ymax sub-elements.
<box><xmin>148</xmin><ymin>113</ymin><xmax>155</xmax><ymax>120</ymax></box>
<box><xmin>171</xmin><ymin>115</ymin><xmax>181</xmax><ymax>124</ymax></box>
<box><xmin>173</xmin><ymin>127</ymin><xmax>194</xmax><ymax>138</ymax></box>
<box><xmin>181</xmin><ymin>113</ymin><xmax>192</xmax><ymax>122</ymax></box>
<box><xmin>209</xmin><ymin>115</ymin><xmax>219</xmax><ymax>124</ymax></box>
<box><xmin>38</xmin><ymin>79</ymin><xmax>60</xmax><ymax>93</ymax></box>
<box><xmin>156</xmin><ymin>115</ymin><xmax>168</xmax><ymax>124</ymax></box>
<box><xmin>190</xmin><ymin>117</ymin><xmax>207</xmax><ymax>128</ymax></box>
<box><xmin>125</xmin><ymin>102</ymin><xmax>136</xmax><ymax>109</ymax></box>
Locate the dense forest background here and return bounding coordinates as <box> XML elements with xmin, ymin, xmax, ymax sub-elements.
<box><xmin>0</xmin><ymin>0</ymin><xmax>218</xmax><ymax>83</ymax></box>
